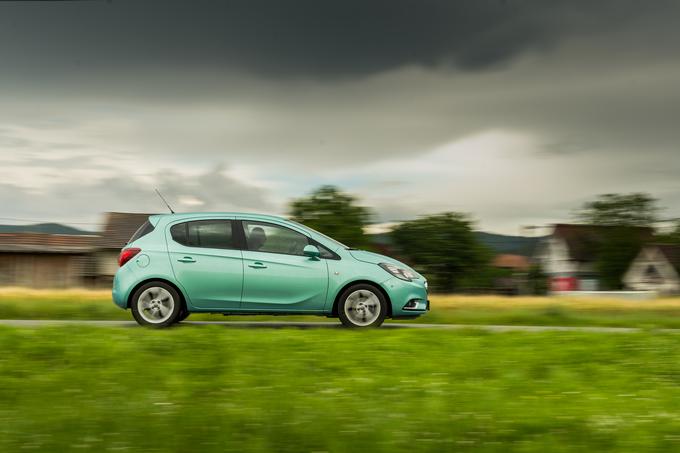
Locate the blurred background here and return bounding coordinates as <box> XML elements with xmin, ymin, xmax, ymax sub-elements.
<box><xmin>2</xmin><ymin>190</ymin><xmax>679</xmax><ymax>297</ymax></box>
<box><xmin>1</xmin><ymin>0</ymin><xmax>680</xmax><ymax>297</ymax></box>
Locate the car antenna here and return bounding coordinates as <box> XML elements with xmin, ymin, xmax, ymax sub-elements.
<box><xmin>154</xmin><ymin>188</ymin><xmax>175</xmax><ymax>214</ymax></box>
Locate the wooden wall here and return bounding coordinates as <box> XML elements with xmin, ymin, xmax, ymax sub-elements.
<box><xmin>0</xmin><ymin>253</ymin><xmax>87</xmax><ymax>288</ymax></box>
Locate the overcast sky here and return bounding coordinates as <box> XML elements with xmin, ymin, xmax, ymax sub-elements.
<box><xmin>1</xmin><ymin>0</ymin><xmax>679</xmax><ymax>234</ymax></box>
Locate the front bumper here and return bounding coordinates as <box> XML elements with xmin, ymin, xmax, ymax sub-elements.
<box><xmin>402</xmin><ymin>298</ymin><xmax>430</xmax><ymax>311</ymax></box>
<box><xmin>381</xmin><ymin>277</ymin><xmax>429</xmax><ymax>318</ymax></box>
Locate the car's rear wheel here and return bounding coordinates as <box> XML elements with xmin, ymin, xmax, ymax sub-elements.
<box><xmin>130</xmin><ymin>282</ymin><xmax>182</xmax><ymax>328</ymax></box>
<box><xmin>338</xmin><ymin>284</ymin><xmax>387</xmax><ymax>328</ymax></box>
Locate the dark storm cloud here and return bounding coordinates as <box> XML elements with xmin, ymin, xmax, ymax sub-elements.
<box><xmin>0</xmin><ymin>0</ymin><xmax>672</xmax><ymax>78</ymax></box>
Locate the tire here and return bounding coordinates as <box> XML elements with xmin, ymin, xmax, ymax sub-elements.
<box><xmin>338</xmin><ymin>283</ymin><xmax>387</xmax><ymax>328</ymax></box>
<box><xmin>130</xmin><ymin>281</ymin><xmax>182</xmax><ymax>328</ymax></box>
<box><xmin>176</xmin><ymin>308</ymin><xmax>190</xmax><ymax>323</ymax></box>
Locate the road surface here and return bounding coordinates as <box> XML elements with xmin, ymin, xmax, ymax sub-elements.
<box><xmin>0</xmin><ymin>319</ymin><xmax>674</xmax><ymax>333</ymax></box>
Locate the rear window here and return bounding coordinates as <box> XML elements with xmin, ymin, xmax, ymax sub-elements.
<box><xmin>128</xmin><ymin>220</ymin><xmax>154</xmax><ymax>244</ymax></box>
<box><xmin>170</xmin><ymin>220</ymin><xmax>235</xmax><ymax>249</ymax></box>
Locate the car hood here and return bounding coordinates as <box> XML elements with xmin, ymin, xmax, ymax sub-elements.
<box><xmin>349</xmin><ymin>250</ymin><xmax>423</xmax><ymax>279</ymax></box>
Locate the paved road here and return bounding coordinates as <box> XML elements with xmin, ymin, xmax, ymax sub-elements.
<box><xmin>0</xmin><ymin>319</ymin><xmax>674</xmax><ymax>333</ymax></box>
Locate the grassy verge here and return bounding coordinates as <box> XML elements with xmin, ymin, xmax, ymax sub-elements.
<box><xmin>2</xmin><ymin>326</ymin><xmax>680</xmax><ymax>451</ymax></box>
<box><xmin>3</xmin><ymin>288</ymin><xmax>680</xmax><ymax>328</ymax></box>
<box><xmin>397</xmin><ymin>294</ymin><xmax>680</xmax><ymax>328</ymax></box>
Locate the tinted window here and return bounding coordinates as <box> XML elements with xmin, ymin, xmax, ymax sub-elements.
<box><xmin>243</xmin><ymin>221</ymin><xmax>309</xmax><ymax>256</ymax></box>
<box><xmin>315</xmin><ymin>242</ymin><xmax>337</xmax><ymax>259</ymax></box>
<box><xmin>128</xmin><ymin>220</ymin><xmax>154</xmax><ymax>243</ymax></box>
<box><xmin>170</xmin><ymin>220</ymin><xmax>235</xmax><ymax>249</ymax></box>
<box><xmin>170</xmin><ymin>223</ymin><xmax>187</xmax><ymax>245</ymax></box>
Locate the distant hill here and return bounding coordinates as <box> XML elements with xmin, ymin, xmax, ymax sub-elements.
<box><xmin>0</xmin><ymin>223</ymin><xmax>95</xmax><ymax>236</ymax></box>
<box><xmin>368</xmin><ymin>230</ymin><xmax>544</xmax><ymax>257</ymax></box>
<box><xmin>475</xmin><ymin>232</ymin><xmax>544</xmax><ymax>257</ymax></box>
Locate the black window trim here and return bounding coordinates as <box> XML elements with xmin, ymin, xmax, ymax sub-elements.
<box><xmin>236</xmin><ymin>219</ymin><xmax>340</xmax><ymax>260</ymax></box>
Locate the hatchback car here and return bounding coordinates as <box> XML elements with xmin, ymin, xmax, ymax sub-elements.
<box><xmin>113</xmin><ymin>213</ymin><xmax>429</xmax><ymax>327</ymax></box>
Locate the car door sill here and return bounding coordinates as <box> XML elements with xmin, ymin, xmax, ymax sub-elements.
<box><xmin>217</xmin><ymin>310</ymin><xmax>326</xmax><ymax>316</ymax></box>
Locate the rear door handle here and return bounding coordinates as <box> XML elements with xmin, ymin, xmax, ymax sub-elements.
<box><xmin>177</xmin><ymin>256</ymin><xmax>196</xmax><ymax>263</ymax></box>
<box><xmin>248</xmin><ymin>262</ymin><xmax>267</xmax><ymax>269</ymax></box>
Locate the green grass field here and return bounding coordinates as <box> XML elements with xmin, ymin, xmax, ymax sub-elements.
<box><xmin>3</xmin><ymin>288</ymin><xmax>680</xmax><ymax>328</ymax></box>
<box><xmin>2</xmin><ymin>326</ymin><xmax>680</xmax><ymax>451</ymax></box>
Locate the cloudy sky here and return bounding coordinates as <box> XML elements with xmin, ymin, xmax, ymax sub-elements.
<box><xmin>1</xmin><ymin>0</ymin><xmax>679</xmax><ymax>234</ymax></box>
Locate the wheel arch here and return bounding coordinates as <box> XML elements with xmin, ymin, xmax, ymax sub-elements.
<box><xmin>331</xmin><ymin>280</ymin><xmax>392</xmax><ymax>318</ymax></box>
<box><xmin>126</xmin><ymin>278</ymin><xmax>188</xmax><ymax>310</ymax></box>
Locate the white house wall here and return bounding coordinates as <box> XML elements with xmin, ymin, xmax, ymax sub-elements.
<box><xmin>623</xmin><ymin>247</ymin><xmax>680</xmax><ymax>294</ymax></box>
<box><xmin>537</xmin><ymin>237</ymin><xmax>579</xmax><ymax>276</ymax></box>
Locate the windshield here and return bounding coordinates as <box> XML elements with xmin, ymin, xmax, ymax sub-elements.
<box><xmin>287</xmin><ymin>220</ymin><xmax>351</xmax><ymax>250</ymax></box>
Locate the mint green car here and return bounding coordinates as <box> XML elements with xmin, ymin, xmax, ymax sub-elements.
<box><xmin>113</xmin><ymin>213</ymin><xmax>429</xmax><ymax>328</ymax></box>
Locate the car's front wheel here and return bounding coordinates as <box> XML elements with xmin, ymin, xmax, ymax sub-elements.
<box><xmin>130</xmin><ymin>282</ymin><xmax>182</xmax><ymax>328</ymax></box>
<box><xmin>338</xmin><ymin>284</ymin><xmax>387</xmax><ymax>328</ymax></box>
<box><xmin>176</xmin><ymin>308</ymin><xmax>190</xmax><ymax>323</ymax></box>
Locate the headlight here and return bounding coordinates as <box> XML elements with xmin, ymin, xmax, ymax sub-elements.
<box><xmin>379</xmin><ymin>263</ymin><xmax>415</xmax><ymax>281</ymax></box>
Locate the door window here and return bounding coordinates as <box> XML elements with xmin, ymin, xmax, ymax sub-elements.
<box><xmin>170</xmin><ymin>220</ymin><xmax>235</xmax><ymax>249</ymax></box>
<box><xmin>242</xmin><ymin>221</ymin><xmax>310</xmax><ymax>256</ymax></box>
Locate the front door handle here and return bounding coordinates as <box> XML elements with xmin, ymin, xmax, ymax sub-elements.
<box><xmin>248</xmin><ymin>262</ymin><xmax>267</xmax><ymax>269</ymax></box>
<box><xmin>177</xmin><ymin>256</ymin><xmax>196</xmax><ymax>263</ymax></box>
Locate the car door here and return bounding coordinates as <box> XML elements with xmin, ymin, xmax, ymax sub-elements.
<box><xmin>167</xmin><ymin>219</ymin><xmax>243</xmax><ymax>310</ymax></box>
<box><xmin>239</xmin><ymin>220</ymin><xmax>328</xmax><ymax>312</ymax></box>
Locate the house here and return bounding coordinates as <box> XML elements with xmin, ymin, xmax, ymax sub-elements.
<box><xmin>535</xmin><ymin>224</ymin><xmax>652</xmax><ymax>292</ymax></box>
<box><xmin>492</xmin><ymin>254</ymin><xmax>531</xmax><ymax>272</ymax></box>
<box><xmin>94</xmin><ymin>212</ymin><xmax>154</xmax><ymax>284</ymax></box>
<box><xmin>491</xmin><ymin>254</ymin><xmax>531</xmax><ymax>295</ymax></box>
<box><xmin>0</xmin><ymin>233</ymin><xmax>95</xmax><ymax>287</ymax></box>
<box><xmin>623</xmin><ymin>244</ymin><xmax>680</xmax><ymax>294</ymax></box>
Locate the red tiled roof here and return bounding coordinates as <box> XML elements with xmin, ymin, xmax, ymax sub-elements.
<box><xmin>492</xmin><ymin>254</ymin><xmax>531</xmax><ymax>271</ymax></box>
<box><xmin>0</xmin><ymin>233</ymin><xmax>95</xmax><ymax>253</ymax></box>
<box><xmin>96</xmin><ymin>212</ymin><xmax>155</xmax><ymax>249</ymax></box>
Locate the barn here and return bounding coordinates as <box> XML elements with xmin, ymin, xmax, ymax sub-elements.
<box><xmin>0</xmin><ymin>233</ymin><xmax>95</xmax><ymax>288</ymax></box>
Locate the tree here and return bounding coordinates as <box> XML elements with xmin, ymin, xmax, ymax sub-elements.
<box><xmin>390</xmin><ymin>213</ymin><xmax>491</xmax><ymax>293</ymax></box>
<box><xmin>576</xmin><ymin>193</ymin><xmax>657</xmax><ymax>289</ymax></box>
<box><xmin>656</xmin><ymin>221</ymin><xmax>680</xmax><ymax>244</ymax></box>
<box><xmin>527</xmin><ymin>264</ymin><xmax>549</xmax><ymax>295</ymax></box>
<box><xmin>577</xmin><ymin>193</ymin><xmax>658</xmax><ymax>227</ymax></box>
<box><xmin>289</xmin><ymin>186</ymin><xmax>372</xmax><ymax>248</ymax></box>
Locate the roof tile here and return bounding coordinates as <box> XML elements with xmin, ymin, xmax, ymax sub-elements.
<box><xmin>0</xmin><ymin>233</ymin><xmax>95</xmax><ymax>253</ymax></box>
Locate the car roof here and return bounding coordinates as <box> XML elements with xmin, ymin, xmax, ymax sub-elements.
<box><xmin>149</xmin><ymin>212</ymin><xmax>292</xmax><ymax>224</ymax></box>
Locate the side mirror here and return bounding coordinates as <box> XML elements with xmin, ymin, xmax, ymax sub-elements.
<box><xmin>303</xmin><ymin>244</ymin><xmax>321</xmax><ymax>260</ymax></box>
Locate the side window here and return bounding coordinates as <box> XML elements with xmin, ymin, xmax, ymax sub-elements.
<box><xmin>170</xmin><ymin>220</ymin><xmax>235</xmax><ymax>249</ymax></box>
<box><xmin>243</xmin><ymin>221</ymin><xmax>310</xmax><ymax>256</ymax></box>
<box><xmin>315</xmin><ymin>243</ymin><xmax>337</xmax><ymax>259</ymax></box>
<box><xmin>170</xmin><ymin>223</ymin><xmax>188</xmax><ymax>245</ymax></box>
